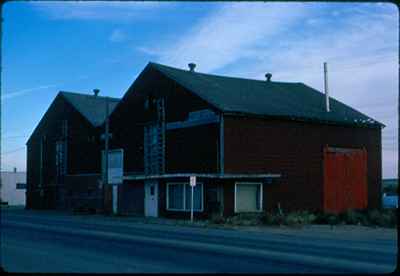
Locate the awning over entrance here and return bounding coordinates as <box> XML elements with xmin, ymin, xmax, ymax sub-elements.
<box><xmin>123</xmin><ymin>173</ymin><xmax>281</xmax><ymax>181</ymax></box>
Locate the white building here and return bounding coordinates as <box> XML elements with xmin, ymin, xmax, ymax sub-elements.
<box><xmin>1</xmin><ymin>171</ymin><xmax>26</xmax><ymax>206</ymax></box>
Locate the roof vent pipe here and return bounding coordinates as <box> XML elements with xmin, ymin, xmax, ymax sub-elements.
<box><xmin>265</xmin><ymin>73</ymin><xmax>272</xmax><ymax>82</ymax></box>
<box><xmin>323</xmin><ymin>62</ymin><xmax>330</xmax><ymax>112</ymax></box>
<box><xmin>188</xmin><ymin>63</ymin><xmax>196</xmax><ymax>72</ymax></box>
<box><xmin>93</xmin><ymin>89</ymin><xmax>100</xmax><ymax>97</ymax></box>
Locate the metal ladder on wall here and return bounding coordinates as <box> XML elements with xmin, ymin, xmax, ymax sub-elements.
<box><xmin>55</xmin><ymin>120</ymin><xmax>68</xmax><ymax>209</ymax></box>
<box><xmin>144</xmin><ymin>97</ymin><xmax>165</xmax><ymax>175</ymax></box>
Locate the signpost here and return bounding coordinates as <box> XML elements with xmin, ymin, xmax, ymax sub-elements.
<box><xmin>102</xmin><ymin>149</ymin><xmax>123</xmax><ymax>215</ymax></box>
<box><xmin>190</xmin><ymin>176</ymin><xmax>196</xmax><ymax>223</ymax></box>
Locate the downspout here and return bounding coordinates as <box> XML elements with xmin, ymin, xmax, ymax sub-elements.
<box><xmin>39</xmin><ymin>136</ymin><xmax>43</xmax><ymax>190</ymax></box>
<box><xmin>219</xmin><ymin>113</ymin><xmax>225</xmax><ymax>217</ymax></box>
<box><xmin>324</xmin><ymin>62</ymin><xmax>330</xmax><ymax>112</ymax></box>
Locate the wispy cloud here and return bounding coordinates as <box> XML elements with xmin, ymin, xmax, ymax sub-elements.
<box><xmin>32</xmin><ymin>1</ymin><xmax>168</xmax><ymax>21</ymax></box>
<box><xmin>136</xmin><ymin>46</ymin><xmax>163</xmax><ymax>57</ymax></box>
<box><xmin>109</xmin><ymin>29</ymin><xmax>126</xmax><ymax>43</ymax></box>
<box><xmin>139</xmin><ymin>2</ymin><xmax>398</xmax><ymax>177</ymax></box>
<box><xmin>2</xmin><ymin>75</ymin><xmax>90</xmax><ymax>101</ymax></box>
<box><xmin>2</xmin><ymin>84</ymin><xmax>59</xmax><ymax>100</ymax></box>
<box><xmin>156</xmin><ymin>2</ymin><xmax>310</xmax><ymax>73</ymax></box>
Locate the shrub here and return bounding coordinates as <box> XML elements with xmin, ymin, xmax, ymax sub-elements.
<box><xmin>314</xmin><ymin>212</ymin><xmax>332</xmax><ymax>224</ymax></box>
<box><xmin>275</xmin><ymin>213</ymin><xmax>285</xmax><ymax>225</ymax></box>
<box><xmin>260</xmin><ymin>212</ymin><xmax>286</xmax><ymax>225</ymax></box>
<box><xmin>224</xmin><ymin>213</ymin><xmax>261</xmax><ymax>226</ymax></box>
<box><xmin>327</xmin><ymin>214</ymin><xmax>339</xmax><ymax>225</ymax></box>
<box><xmin>284</xmin><ymin>213</ymin><xmax>301</xmax><ymax>226</ymax></box>
<box><xmin>223</xmin><ymin>209</ymin><xmax>397</xmax><ymax>228</ymax></box>
<box><xmin>339</xmin><ymin>209</ymin><xmax>368</xmax><ymax>225</ymax></box>
<box><xmin>387</xmin><ymin>209</ymin><xmax>398</xmax><ymax>226</ymax></box>
<box><xmin>209</xmin><ymin>213</ymin><xmax>226</xmax><ymax>224</ymax></box>
<box><xmin>341</xmin><ymin>209</ymin><xmax>357</xmax><ymax>224</ymax></box>
<box><xmin>368</xmin><ymin>209</ymin><xmax>382</xmax><ymax>225</ymax></box>
<box><xmin>260</xmin><ymin>212</ymin><xmax>276</xmax><ymax>225</ymax></box>
<box><xmin>298</xmin><ymin>211</ymin><xmax>317</xmax><ymax>224</ymax></box>
<box><xmin>373</xmin><ymin>209</ymin><xmax>397</xmax><ymax>227</ymax></box>
<box><xmin>337</xmin><ymin>209</ymin><xmax>397</xmax><ymax>228</ymax></box>
<box><xmin>280</xmin><ymin>211</ymin><xmax>316</xmax><ymax>227</ymax></box>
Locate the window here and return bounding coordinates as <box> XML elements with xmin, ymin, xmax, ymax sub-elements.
<box><xmin>55</xmin><ymin>140</ymin><xmax>67</xmax><ymax>177</ymax></box>
<box><xmin>185</xmin><ymin>183</ymin><xmax>202</xmax><ymax>210</ymax></box>
<box><xmin>16</xmin><ymin>183</ymin><xmax>26</xmax><ymax>190</ymax></box>
<box><xmin>235</xmin><ymin>182</ymin><xmax>263</xmax><ymax>213</ymax></box>
<box><xmin>166</xmin><ymin>182</ymin><xmax>203</xmax><ymax>212</ymax></box>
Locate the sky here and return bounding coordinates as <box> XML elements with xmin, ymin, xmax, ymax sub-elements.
<box><xmin>1</xmin><ymin>1</ymin><xmax>398</xmax><ymax>178</ymax></box>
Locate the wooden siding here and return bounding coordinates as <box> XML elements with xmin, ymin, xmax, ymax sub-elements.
<box><xmin>223</xmin><ymin>116</ymin><xmax>382</xmax><ymax>212</ymax></box>
<box><xmin>26</xmin><ymin>96</ymin><xmax>103</xmax><ymax>209</ymax></box>
<box><xmin>165</xmin><ymin>124</ymin><xmax>219</xmax><ymax>173</ymax></box>
<box><xmin>109</xmin><ymin>68</ymin><xmax>219</xmax><ymax>174</ymax></box>
<box><xmin>118</xmin><ymin>180</ymin><xmax>145</xmax><ymax>215</ymax></box>
<box><xmin>64</xmin><ymin>174</ymin><xmax>102</xmax><ymax>211</ymax></box>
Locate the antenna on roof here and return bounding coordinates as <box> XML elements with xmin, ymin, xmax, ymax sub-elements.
<box><xmin>188</xmin><ymin>63</ymin><xmax>196</xmax><ymax>72</ymax></box>
<box><xmin>93</xmin><ymin>89</ymin><xmax>100</xmax><ymax>97</ymax></box>
<box><xmin>323</xmin><ymin>62</ymin><xmax>330</xmax><ymax>112</ymax></box>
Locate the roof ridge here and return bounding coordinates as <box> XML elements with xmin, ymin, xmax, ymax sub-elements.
<box><xmin>60</xmin><ymin>90</ymin><xmax>120</xmax><ymax>101</ymax></box>
<box><xmin>146</xmin><ymin>61</ymin><xmax>383</xmax><ymax>128</ymax></box>
<box><xmin>149</xmin><ymin>62</ymin><xmax>300</xmax><ymax>85</ymax></box>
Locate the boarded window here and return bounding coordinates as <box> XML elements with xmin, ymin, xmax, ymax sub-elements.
<box><xmin>168</xmin><ymin>184</ymin><xmax>184</xmax><ymax>210</ymax></box>
<box><xmin>235</xmin><ymin>183</ymin><xmax>262</xmax><ymax>212</ymax></box>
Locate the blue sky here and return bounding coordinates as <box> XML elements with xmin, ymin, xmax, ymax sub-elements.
<box><xmin>1</xmin><ymin>1</ymin><xmax>398</xmax><ymax>178</ymax></box>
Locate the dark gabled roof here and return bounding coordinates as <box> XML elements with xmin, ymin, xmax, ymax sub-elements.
<box><xmin>27</xmin><ymin>91</ymin><xmax>120</xmax><ymax>144</ymax></box>
<box><xmin>148</xmin><ymin>62</ymin><xmax>383</xmax><ymax>128</ymax></box>
<box><xmin>60</xmin><ymin>91</ymin><xmax>119</xmax><ymax>127</ymax></box>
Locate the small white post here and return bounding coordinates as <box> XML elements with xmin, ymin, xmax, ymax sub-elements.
<box><xmin>190</xmin><ymin>176</ymin><xmax>196</xmax><ymax>223</ymax></box>
<box><xmin>191</xmin><ymin>184</ymin><xmax>194</xmax><ymax>223</ymax></box>
<box><xmin>112</xmin><ymin>185</ymin><xmax>118</xmax><ymax>215</ymax></box>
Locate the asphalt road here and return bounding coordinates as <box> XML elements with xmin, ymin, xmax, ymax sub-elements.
<box><xmin>1</xmin><ymin>208</ymin><xmax>398</xmax><ymax>273</ymax></box>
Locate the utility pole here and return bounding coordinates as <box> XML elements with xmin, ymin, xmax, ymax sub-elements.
<box><xmin>100</xmin><ymin>90</ymin><xmax>110</xmax><ymax>214</ymax></box>
<box><xmin>105</xmin><ymin>96</ymin><xmax>109</xmax><ymax>212</ymax></box>
<box><xmin>0</xmin><ymin>5</ymin><xmax>3</xmax><ymax>191</ymax></box>
<box><xmin>324</xmin><ymin>62</ymin><xmax>330</xmax><ymax>112</ymax></box>
<box><xmin>397</xmin><ymin>58</ymin><xmax>400</xmax><ymax>194</ymax></box>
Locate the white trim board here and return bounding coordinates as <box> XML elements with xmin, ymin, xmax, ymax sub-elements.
<box><xmin>166</xmin><ymin>109</ymin><xmax>220</xmax><ymax>130</ymax></box>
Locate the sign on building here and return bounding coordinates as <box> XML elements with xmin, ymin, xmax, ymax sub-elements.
<box><xmin>190</xmin><ymin>176</ymin><xmax>196</xmax><ymax>187</ymax></box>
<box><xmin>102</xmin><ymin>149</ymin><xmax>124</xmax><ymax>185</ymax></box>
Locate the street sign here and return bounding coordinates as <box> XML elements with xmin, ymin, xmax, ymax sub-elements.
<box><xmin>100</xmin><ymin>133</ymin><xmax>113</xmax><ymax>140</ymax></box>
<box><xmin>190</xmin><ymin>176</ymin><xmax>196</xmax><ymax>187</ymax></box>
